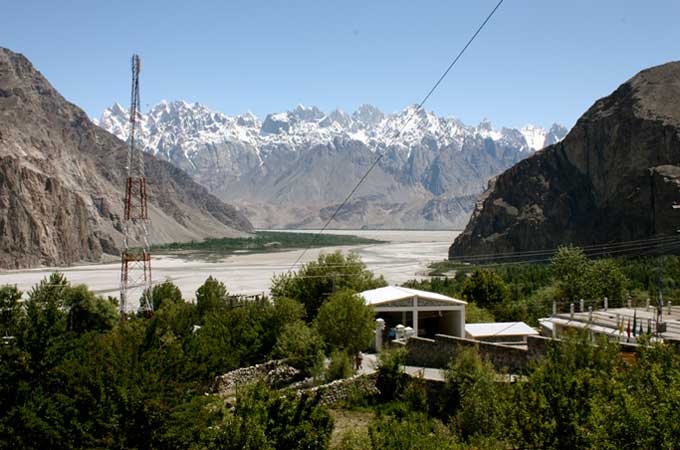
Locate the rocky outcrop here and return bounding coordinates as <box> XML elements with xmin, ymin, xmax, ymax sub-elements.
<box><xmin>0</xmin><ymin>47</ymin><xmax>253</xmax><ymax>269</ymax></box>
<box><xmin>450</xmin><ymin>61</ymin><xmax>680</xmax><ymax>258</ymax></box>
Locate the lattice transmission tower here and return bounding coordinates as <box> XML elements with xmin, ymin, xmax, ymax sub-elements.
<box><xmin>119</xmin><ymin>54</ymin><xmax>152</xmax><ymax>314</ymax></box>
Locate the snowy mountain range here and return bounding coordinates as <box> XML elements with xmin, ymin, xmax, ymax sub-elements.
<box><xmin>95</xmin><ymin>101</ymin><xmax>567</xmax><ymax>229</ymax></box>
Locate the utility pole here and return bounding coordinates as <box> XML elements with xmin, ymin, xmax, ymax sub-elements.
<box><xmin>119</xmin><ymin>54</ymin><xmax>152</xmax><ymax>314</ymax></box>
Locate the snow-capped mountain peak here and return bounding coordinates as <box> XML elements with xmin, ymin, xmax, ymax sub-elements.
<box><xmin>95</xmin><ymin>100</ymin><xmax>567</xmax><ymax>229</ymax></box>
<box><xmin>97</xmin><ymin>101</ymin><xmax>566</xmax><ymax>159</ymax></box>
<box><xmin>520</xmin><ymin>123</ymin><xmax>548</xmax><ymax>150</ymax></box>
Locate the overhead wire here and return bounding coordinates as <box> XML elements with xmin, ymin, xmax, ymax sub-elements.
<box><xmin>288</xmin><ymin>0</ymin><xmax>506</xmax><ymax>271</ymax></box>
<box><xmin>447</xmin><ymin>234</ymin><xmax>680</xmax><ymax>262</ymax></box>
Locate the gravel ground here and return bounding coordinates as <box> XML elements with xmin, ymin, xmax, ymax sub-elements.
<box><xmin>0</xmin><ymin>230</ymin><xmax>459</xmax><ymax>305</ymax></box>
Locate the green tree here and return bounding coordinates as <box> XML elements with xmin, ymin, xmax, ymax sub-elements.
<box><xmin>584</xmin><ymin>258</ymin><xmax>628</xmax><ymax>306</ymax></box>
<box><xmin>260</xmin><ymin>297</ymin><xmax>306</xmax><ymax>353</ymax></box>
<box><xmin>461</xmin><ymin>269</ymin><xmax>509</xmax><ymax>308</ymax></box>
<box><xmin>375</xmin><ymin>347</ymin><xmax>408</xmax><ymax>401</ymax></box>
<box><xmin>464</xmin><ymin>302</ymin><xmax>495</xmax><ymax>323</ymax></box>
<box><xmin>510</xmin><ymin>333</ymin><xmax>620</xmax><ymax>449</ymax></box>
<box><xmin>271</xmin><ymin>251</ymin><xmax>386</xmax><ymax>320</ymax></box>
<box><xmin>20</xmin><ymin>273</ymin><xmax>70</xmax><ymax>372</ymax></box>
<box><xmin>443</xmin><ymin>347</ymin><xmax>508</xmax><ymax>443</ymax></box>
<box><xmin>208</xmin><ymin>382</ymin><xmax>334</xmax><ymax>450</ymax></box>
<box><xmin>273</xmin><ymin>321</ymin><xmax>325</xmax><ymax>377</ymax></box>
<box><xmin>326</xmin><ymin>349</ymin><xmax>354</xmax><ymax>381</ymax></box>
<box><xmin>368</xmin><ymin>412</ymin><xmax>461</xmax><ymax>450</ymax></box>
<box><xmin>587</xmin><ymin>341</ymin><xmax>680</xmax><ymax>449</ymax></box>
<box><xmin>0</xmin><ymin>285</ymin><xmax>23</xmax><ymax>337</ymax></box>
<box><xmin>195</xmin><ymin>276</ymin><xmax>228</xmax><ymax>319</ymax></box>
<box><xmin>65</xmin><ymin>284</ymin><xmax>118</xmax><ymax>334</ymax></box>
<box><xmin>551</xmin><ymin>245</ymin><xmax>590</xmax><ymax>301</ymax></box>
<box><xmin>187</xmin><ymin>303</ymin><xmax>270</xmax><ymax>380</ymax></box>
<box><xmin>314</xmin><ymin>290</ymin><xmax>375</xmax><ymax>357</ymax></box>
<box><xmin>142</xmin><ymin>279</ymin><xmax>184</xmax><ymax>310</ymax></box>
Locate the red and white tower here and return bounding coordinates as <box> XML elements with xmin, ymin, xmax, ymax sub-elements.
<box><xmin>120</xmin><ymin>54</ymin><xmax>152</xmax><ymax>313</ymax></box>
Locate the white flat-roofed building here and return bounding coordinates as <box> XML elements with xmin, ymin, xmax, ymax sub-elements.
<box><xmin>465</xmin><ymin>321</ymin><xmax>539</xmax><ymax>345</ymax></box>
<box><xmin>359</xmin><ymin>286</ymin><xmax>466</xmax><ymax>338</ymax></box>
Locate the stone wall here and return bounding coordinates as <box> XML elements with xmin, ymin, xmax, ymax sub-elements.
<box><xmin>526</xmin><ymin>334</ymin><xmax>551</xmax><ymax>360</ymax></box>
<box><xmin>301</xmin><ymin>374</ymin><xmax>379</xmax><ymax>406</ymax></box>
<box><xmin>403</xmin><ymin>333</ymin><xmax>653</xmax><ymax>375</ymax></box>
<box><xmin>404</xmin><ymin>334</ymin><xmax>530</xmax><ymax>373</ymax></box>
<box><xmin>211</xmin><ymin>360</ymin><xmax>299</xmax><ymax>394</ymax></box>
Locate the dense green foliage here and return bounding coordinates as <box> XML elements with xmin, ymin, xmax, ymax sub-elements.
<box><xmin>460</xmin><ymin>268</ymin><xmax>509</xmax><ymax>307</ymax></box>
<box><xmin>153</xmin><ymin>231</ymin><xmax>383</xmax><ymax>255</ymax></box>
<box><xmin>141</xmin><ymin>279</ymin><xmax>184</xmax><ymax>310</ymax></box>
<box><xmin>5</xmin><ymin>250</ymin><xmax>680</xmax><ymax>449</ymax></box>
<box><xmin>326</xmin><ymin>349</ymin><xmax>354</xmax><ymax>381</ymax></box>
<box><xmin>416</xmin><ymin>249</ymin><xmax>680</xmax><ymax>324</ymax></box>
<box><xmin>314</xmin><ymin>290</ymin><xmax>375</xmax><ymax>357</ymax></box>
<box><xmin>271</xmin><ymin>251</ymin><xmax>386</xmax><ymax>319</ymax></box>
<box><xmin>0</xmin><ymin>274</ymin><xmax>332</xmax><ymax>449</ymax></box>
<box><xmin>273</xmin><ymin>320</ymin><xmax>325</xmax><ymax>377</ymax></box>
<box><xmin>335</xmin><ymin>335</ymin><xmax>680</xmax><ymax>450</ymax></box>
<box><xmin>551</xmin><ymin>246</ymin><xmax>628</xmax><ymax>304</ymax></box>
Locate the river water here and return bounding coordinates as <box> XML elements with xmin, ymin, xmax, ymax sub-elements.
<box><xmin>0</xmin><ymin>229</ymin><xmax>459</xmax><ymax>301</ymax></box>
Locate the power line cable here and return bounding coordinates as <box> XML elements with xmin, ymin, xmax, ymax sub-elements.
<box><xmin>446</xmin><ymin>234</ymin><xmax>680</xmax><ymax>262</ymax></box>
<box><xmin>288</xmin><ymin>0</ymin><xmax>506</xmax><ymax>271</ymax></box>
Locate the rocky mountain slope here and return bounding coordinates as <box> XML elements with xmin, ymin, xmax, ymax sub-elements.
<box><xmin>96</xmin><ymin>101</ymin><xmax>566</xmax><ymax>229</ymax></box>
<box><xmin>0</xmin><ymin>48</ymin><xmax>253</xmax><ymax>269</ymax></box>
<box><xmin>450</xmin><ymin>61</ymin><xmax>680</xmax><ymax>258</ymax></box>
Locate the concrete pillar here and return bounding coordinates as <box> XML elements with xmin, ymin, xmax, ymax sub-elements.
<box><xmin>375</xmin><ymin>318</ymin><xmax>385</xmax><ymax>352</ymax></box>
<box><xmin>580</xmin><ymin>298</ymin><xmax>585</xmax><ymax>312</ymax></box>
<box><xmin>604</xmin><ymin>297</ymin><xmax>608</xmax><ymax>311</ymax></box>
<box><xmin>588</xmin><ymin>306</ymin><xmax>593</xmax><ymax>322</ymax></box>
<box><xmin>646</xmin><ymin>298</ymin><xmax>650</xmax><ymax>311</ymax></box>
<box><xmin>627</xmin><ymin>296</ymin><xmax>632</xmax><ymax>309</ymax></box>
<box><xmin>552</xmin><ymin>301</ymin><xmax>557</xmax><ymax>316</ymax></box>
<box><xmin>458</xmin><ymin>307</ymin><xmax>465</xmax><ymax>338</ymax></box>
<box><xmin>413</xmin><ymin>296</ymin><xmax>419</xmax><ymax>336</ymax></box>
<box><xmin>570</xmin><ymin>303</ymin><xmax>574</xmax><ymax>320</ymax></box>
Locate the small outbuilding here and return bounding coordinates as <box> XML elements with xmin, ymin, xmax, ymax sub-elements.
<box><xmin>359</xmin><ymin>286</ymin><xmax>466</xmax><ymax>338</ymax></box>
<box><xmin>464</xmin><ymin>321</ymin><xmax>538</xmax><ymax>345</ymax></box>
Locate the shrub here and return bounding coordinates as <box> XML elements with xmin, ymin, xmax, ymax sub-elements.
<box><xmin>376</xmin><ymin>347</ymin><xmax>407</xmax><ymax>401</ymax></box>
<box><xmin>326</xmin><ymin>349</ymin><xmax>354</xmax><ymax>381</ymax></box>
<box><xmin>273</xmin><ymin>321</ymin><xmax>325</xmax><ymax>377</ymax></box>
<box><xmin>461</xmin><ymin>269</ymin><xmax>509</xmax><ymax>307</ymax></box>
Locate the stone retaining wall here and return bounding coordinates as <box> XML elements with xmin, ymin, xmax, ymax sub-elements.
<box><xmin>302</xmin><ymin>374</ymin><xmax>379</xmax><ymax>406</ymax></box>
<box><xmin>404</xmin><ymin>334</ymin><xmax>530</xmax><ymax>373</ymax></box>
<box><xmin>405</xmin><ymin>334</ymin><xmax>651</xmax><ymax>375</ymax></box>
<box><xmin>212</xmin><ymin>360</ymin><xmax>299</xmax><ymax>394</ymax></box>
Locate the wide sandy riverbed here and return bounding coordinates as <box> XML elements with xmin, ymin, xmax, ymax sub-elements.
<box><xmin>0</xmin><ymin>229</ymin><xmax>459</xmax><ymax>302</ymax></box>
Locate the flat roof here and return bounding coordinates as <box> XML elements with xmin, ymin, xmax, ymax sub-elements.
<box><xmin>465</xmin><ymin>322</ymin><xmax>538</xmax><ymax>338</ymax></box>
<box><xmin>359</xmin><ymin>286</ymin><xmax>466</xmax><ymax>307</ymax></box>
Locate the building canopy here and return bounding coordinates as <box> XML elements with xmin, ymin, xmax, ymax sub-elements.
<box><xmin>359</xmin><ymin>286</ymin><xmax>466</xmax><ymax>307</ymax></box>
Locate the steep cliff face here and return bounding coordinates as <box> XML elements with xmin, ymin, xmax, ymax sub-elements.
<box><xmin>450</xmin><ymin>61</ymin><xmax>680</xmax><ymax>258</ymax></box>
<box><xmin>0</xmin><ymin>47</ymin><xmax>253</xmax><ymax>269</ymax></box>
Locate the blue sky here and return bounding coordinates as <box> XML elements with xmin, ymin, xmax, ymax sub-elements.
<box><xmin>2</xmin><ymin>0</ymin><xmax>679</xmax><ymax>129</ymax></box>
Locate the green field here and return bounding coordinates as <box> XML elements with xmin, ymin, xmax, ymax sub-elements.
<box><xmin>152</xmin><ymin>230</ymin><xmax>384</xmax><ymax>255</ymax></box>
